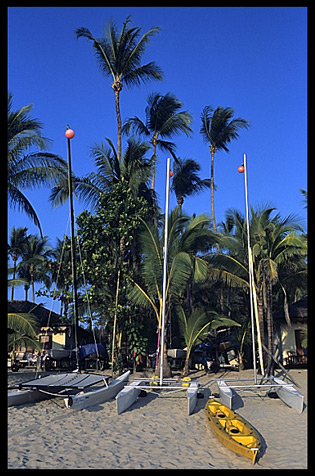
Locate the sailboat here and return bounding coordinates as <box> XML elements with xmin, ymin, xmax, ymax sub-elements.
<box><xmin>216</xmin><ymin>154</ymin><xmax>304</xmax><ymax>413</ymax></box>
<box><xmin>8</xmin><ymin>126</ymin><xmax>130</xmax><ymax>409</ymax></box>
<box><xmin>115</xmin><ymin>157</ymin><xmax>199</xmax><ymax>415</ymax></box>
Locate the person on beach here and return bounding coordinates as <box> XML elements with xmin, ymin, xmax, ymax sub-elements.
<box><xmin>36</xmin><ymin>351</ymin><xmax>42</xmax><ymax>370</ymax></box>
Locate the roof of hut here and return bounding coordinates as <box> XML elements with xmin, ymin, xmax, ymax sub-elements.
<box><xmin>8</xmin><ymin>300</ymin><xmax>61</xmax><ymax>327</ymax></box>
<box><xmin>274</xmin><ymin>296</ymin><xmax>307</xmax><ymax>321</ymax></box>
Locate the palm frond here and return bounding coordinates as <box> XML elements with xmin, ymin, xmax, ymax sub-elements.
<box><xmin>7</xmin><ymin>312</ymin><xmax>39</xmax><ymax>337</ymax></box>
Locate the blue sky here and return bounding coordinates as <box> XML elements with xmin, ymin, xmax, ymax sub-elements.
<box><xmin>8</xmin><ymin>6</ymin><xmax>307</xmax><ymax>302</ymax></box>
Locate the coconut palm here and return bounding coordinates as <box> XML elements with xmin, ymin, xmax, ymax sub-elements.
<box><xmin>17</xmin><ymin>234</ymin><xmax>55</xmax><ymax>303</ymax></box>
<box><xmin>8</xmin><ymin>302</ymin><xmax>41</xmax><ymax>353</ymax></box>
<box><xmin>200</xmin><ymin>105</ymin><xmax>250</xmax><ymax>231</ymax></box>
<box><xmin>50</xmin><ymin>137</ymin><xmax>154</xmax><ymax>210</ymax></box>
<box><xmin>8</xmin><ymin>93</ymin><xmax>68</xmax><ymax>236</ymax></box>
<box><xmin>128</xmin><ymin>209</ymin><xmax>213</xmax><ymax>376</ymax></box>
<box><xmin>75</xmin><ymin>16</ymin><xmax>163</xmax><ymax>161</ymax></box>
<box><xmin>8</xmin><ymin>227</ymin><xmax>28</xmax><ymax>300</ymax></box>
<box><xmin>176</xmin><ymin>305</ymin><xmax>241</xmax><ymax>376</ymax></box>
<box><xmin>170</xmin><ymin>158</ymin><xmax>210</xmax><ymax>215</ymax></box>
<box><xmin>210</xmin><ymin>206</ymin><xmax>306</xmax><ymax>373</ymax></box>
<box><xmin>123</xmin><ymin>92</ymin><xmax>193</xmax><ymax>190</ymax></box>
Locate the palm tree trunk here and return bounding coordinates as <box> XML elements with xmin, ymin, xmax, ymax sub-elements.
<box><xmin>155</xmin><ymin>310</ymin><xmax>172</xmax><ymax>378</ymax></box>
<box><xmin>266</xmin><ymin>281</ymin><xmax>274</xmax><ymax>375</ymax></box>
<box><xmin>151</xmin><ymin>137</ymin><xmax>158</xmax><ymax>227</ymax></box>
<box><xmin>210</xmin><ymin>149</ymin><xmax>216</xmax><ymax>232</ymax></box>
<box><xmin>30</xmin><ymin>267</ymin><xmax>35</xmax><ymax>302</ymax></box>
<box><xmin>210</xmin><ymin>148</ymin><xmax>220</xmax><ymax>252</ymax></box>
<box><xmin>177</xmin><ymin>196</ymin><xmax>184</xmax><ymax>216</ymax></box>
<box><xmin>151</xmin><ymin>139</ymin><xmax>157</xmax><ymax>190</ymax></box>
<box><xmin>25</xmin><ymin>285</ymin><xmax>29</xmax><ymax>301</ymax></box>
<box><xmin>257</xmin><ymin>291</ymin><xmax>265</xmax><ymax>355</ymax></box>
<box><xmin>112</xmin><ymin>81</ymin><xmax>123</xmax><ymax>162</ymax></box>
<box><xmin>182</xmin><ymin>348</ymin><xmax>191</xmax><ymax>377</ymax></box>
<box><xmin>11</xmin><ymin>256</ymin><xmax>17</xmax><ymax>300</ymax></box>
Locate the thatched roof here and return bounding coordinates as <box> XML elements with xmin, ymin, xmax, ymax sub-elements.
<box><xmin>8</xmin><ymin>301</ymin><xmax>90</xmax><ymax>341</ymax></box>
<box><xmin>8</xmin><ymin>300</ymin><xmax>61</xmax><ymax>326</ymax></box>
<box><xmin>274</xmin><ymin>296</ymin><xmax>307</xmax><ymax>321</ymax></box>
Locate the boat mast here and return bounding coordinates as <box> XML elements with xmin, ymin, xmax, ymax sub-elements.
<box><xmin>243</xmin><ymin>153</ymin><xmax>257</xmax><ymax>384</ymax></box>
<box><xmin>159</xmin><ymin>157</ymin><xmax>171</xmax><ymax>385</ymax></box>
<box><xmin>66</xmin><ymin>126</ymin><xmax>79</xmax><ymax>369</ymax></box>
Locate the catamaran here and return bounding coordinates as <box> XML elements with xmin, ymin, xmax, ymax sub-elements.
<box><xmin>216</xmin><ymin>154</ymin><xmax>304</xmax><ymax>413</ymax></box>
<box><xmin>8</xmin><ymin>126</ymin><xmax>130</xmax><ymax>409</ymax></box>
<box><xmin>115</xmin><ymin>157</ymin><xmax>200</xmax><ymax>415</ymax></box>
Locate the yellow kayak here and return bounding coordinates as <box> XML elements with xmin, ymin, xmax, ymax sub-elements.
<box><xmin>205</xmin><ymin>399</ymin><xmax>261</xmax><ymax>464</ymax></box>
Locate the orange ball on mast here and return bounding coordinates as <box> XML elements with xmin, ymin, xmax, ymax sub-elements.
<box><xmin>65</xmin><ymin>127</ymin><xmax>75</xmax><ymax>139</ymax></box>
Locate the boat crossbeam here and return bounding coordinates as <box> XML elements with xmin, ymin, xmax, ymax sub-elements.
<box><xmin>223</xmin><ymin>383</ymin><xmax>293</xmax><ymax>389</ymax></box>
<box><xmin>124</xmin><ymin>385</ymin><xmax>192</xmax><ymax>390</ymax></box>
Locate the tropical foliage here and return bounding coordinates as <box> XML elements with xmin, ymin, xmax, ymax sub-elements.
<box><xmin>177</xmin><ymin>305</ymin><xmax>241</xmax><ymax>375</ymax></box>
<box><xmin>75</xmin><ymin>16</ymin><xmax>163</xmax><ymax>161</ymax></box>
<box><xmin>200</xmin><ymin>106</ymin><xmax>250</xmax><ymax>231</ymax></box>
<box><xmin>8</xmin><ymin>93</ymin><xmax>68</xmax><ymax>236</ymax></box>
<box><xmin>123</xmin><ymin>92</ymin><xmax>193</xmax><ymax>190</ymax></box>
<box><xmin>8</xmin><ymin>15</ymin><xmax>307</xmax><ymax>376</ymax></box>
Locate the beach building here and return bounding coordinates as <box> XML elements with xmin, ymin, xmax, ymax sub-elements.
<box><xmin>8</xmin><ymin>300</ymin><xmax>89</xmax><ymax>361</ymax></box>
<box><xmin>273</xmin><ymin>296</ymin><xmax>307</xmax><ymax>367</ymax></box>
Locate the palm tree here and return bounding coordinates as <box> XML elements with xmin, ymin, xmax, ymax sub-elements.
<box><xmin>200</xmin><ymin>105</ymin><xmax>250</xmax><ymax>231</ymax></box>
<box><xmin>176</xmin><ymin>305</ymin><xmax>240</xmax><ymax>376</ymax></box>
<box><xmin>123</xmin><ymin>92</ymin><xmax>193</xmax><ymax>190</ymax></box>
<box><xmin>211</xmin><ymin>206</ymin><xmax>306</xmax><ymax>373</ymax></box>
<box><xmin>8</xmin><ymin>93</ymin><xmax>68</xmax><ymax>237</ymax></box>
<box><xmin>128</xmin><ymin>209</ymin><xmax>213</xmax><ymax>376</ymax></box>
<box><xmin>8</xmin><ymin>226</ymin><xmax>28</xmax><ymax>300</ymax></box>
<box><xmin>8</xmin><ymin>302</ymin><xmax>41</xmax><ymax>353</ymax></box>
<box><xmin>17</xmin><ymin>234</ymin><xmax>54</xmax><ymax>303</ymax></box>
<box><xmin>75</xmin><ymin>16</ymin><xmax>163</xmax><ymax>161</ymax></box>
<box><xmin>170</xmin><ymin>158</ymin><xmax>210</xmax><ymax>215</ymax></box>
<box><xmin>50</xmin><ymin>137</ymin><xmax>153</xmax><ymax>210</ymax></box>
<box><xmin>8</xmin><ymin>309</ymin><xmax>40</xmax><ymax>352</ymax></box>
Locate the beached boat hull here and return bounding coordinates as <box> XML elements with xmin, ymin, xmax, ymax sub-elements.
<box><xmin>187</xmin><ymin>381</ymin><xmax>199</xmax><ymax>415</ymax></box>
<box><xmin>8</xmin><ymin>388</ymin><xmax>49</xmax><ymax>406</ymax></box>
<box><xmin>272</xmin><ymin>377</ymin><xmax>304</xmax><ymax>413</ymax></box>
<box><xmin>116</xmin><ymin>380</ymin><xmax>142</xmax><ymax>415</ymax></box>
<box><xmin>64</xmin><ymin>370</ymin><xmax>130</xmax><ymax>410</ymax></box>
<box><xmin>217</xmin><ymin>379</ymin><xmax>233</xmax><ymax>409</ymax></box>
<box><xmin>205</xmin><ymin>399</ymin><xmax>261</xmax><ymax>464</ymax></box>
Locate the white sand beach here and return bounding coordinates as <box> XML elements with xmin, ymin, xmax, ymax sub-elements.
<box><xmin>8</xmin><ymin>368</ymin><xmax>307</xmax><ymax>469</ymax></box>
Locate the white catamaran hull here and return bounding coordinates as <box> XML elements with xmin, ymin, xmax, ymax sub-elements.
<box><xmin>116</xmin><ymin>380</ymin><xmax>142</xmax><ymax>415</ymax></box>
<box><xmin>187</xmin><ymin>381</ymin><xmax>199</xmax><ymax>415</ymax></box>
<box><xmin>8</xmin><ymin>388</ymin><xmax>49</xmax><ymax>407</ymax></box>
<box><xmin>217</xmin><ymin>379</ymin><xmax>233</xmax><ymax>409</ymax></box>
<box><xmin>272</xmin><ymin>377</ymin><xmax>304</xmax><ymax>413</ymax></box>
<box><xmin>64</xmin><ymin>370</ymin><xmax>130</xmax><ymax>410</ymax></box>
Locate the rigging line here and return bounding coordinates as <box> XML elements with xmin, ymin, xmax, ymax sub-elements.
<box><xmin>46</xmin><ymin>216</ymin><xmax>70</xmax><ymax>328</ymax></box>
<box><xmin>35</xmin><ymin>218</ymin><xmax>71</xmax><ymax>380</ymax></box>
<box><xmin>76</xmin><ymin>228</ymin><xmax>104</xmax><ymax>374</ymax></box>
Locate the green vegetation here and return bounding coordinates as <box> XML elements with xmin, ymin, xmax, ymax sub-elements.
<box><xmin>8</xmin><ymin>16</ymin><xmax>307</xmax><ymax>375</ymax></box>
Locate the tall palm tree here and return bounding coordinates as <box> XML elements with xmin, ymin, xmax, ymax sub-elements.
<box><xmin>128</xmin><ymin>209</ymin><xmax>213</xmax><ymax>376</ymax></box>
<box><xmin>123</xmin><ymin>92</ymin><xmax>193</xmax><ymax>190</ymax></box>
<box><xmin>211</xmin><ymin>206</ymin><xmax>306</xmax><ymax>373</ymax></box>
<box><xmin>17</xmin><ymin>234</ymin><xmax>54</xmax><ymax>303</ymax></box>
<box><xmin>171</xmin><ymin>158</ymin><xmax>210</xmax><ymax>215</ymax></box>
<box><xmin>8</xmin><ymin>226</ymin><xmax>28</xmax><ymax>300</ymax></box>
<box><xmin>200</xmin><ymin>105</ymin><xmax>250</xmax><ymax>231</ymax></box>
<box><xmin>50</xmin><ymin>137</ymin><xmax>153</xmax><ymax>210</ymax></box>
<box><xmin>8</xmin><ymin>93</ymin><xmax>68</xmax><ymax>237</ymax></box>
<box><xmin>75</xmin><ymin>16</ymin><xmax>163</xmax><ymax>161</ymax></box>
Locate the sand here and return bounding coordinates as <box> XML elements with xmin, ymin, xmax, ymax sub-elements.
<box><xmin>8</xmin><ymin>368</ymin><xmax>307</xmax><ymax>469</ymax></box>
